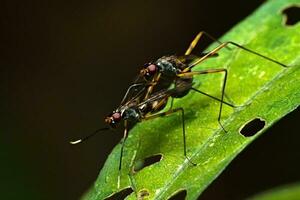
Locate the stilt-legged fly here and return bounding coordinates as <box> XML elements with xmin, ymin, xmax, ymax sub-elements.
<box><xmin>70</xmin><ymin>31</ymin><xmax>288</xmax><ymax>188</ymax></box>
<box><xmin>127</xmin><ymin>31</ymin><xmax>288</xmax><ymax>131</ymax></box>
<box><xmin>70</xmin><ymin>80</ymin><xmax>235</xmax><ymax>187</ymax></box>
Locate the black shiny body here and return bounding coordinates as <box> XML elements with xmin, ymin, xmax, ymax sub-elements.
<box><xmin>145</xmin><ymin>55</ymin><xmax>194</xmax><ymax>99</ymax></box>
<box><xmin>113</xmin><ymin>89</ymin><xmax>171</xmax><ymax>125</ymax></box>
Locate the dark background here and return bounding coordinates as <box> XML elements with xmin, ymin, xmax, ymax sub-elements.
<box><xmin>1</xmin><ymin>0</ymin><xmax>299</xmax><ymax>199</ymax></box>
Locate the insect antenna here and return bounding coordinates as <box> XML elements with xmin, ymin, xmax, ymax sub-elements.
<box><xmin>120</xmin><ymin>82</ymin><xmax>146</xmax><ymax>105</ymax></box>
<box><xmin>70</xmin><ymin>127</ymin><xmax>110</xmax><ymax>145</ymax></box>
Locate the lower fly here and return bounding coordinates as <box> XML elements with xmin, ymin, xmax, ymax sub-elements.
<box><xmin>70</xmin><ymin>81</ymin><xmax>236</xmax><ymax>188</ymax></box>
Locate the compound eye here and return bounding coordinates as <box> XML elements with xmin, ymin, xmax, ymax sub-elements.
<box><xmin>147</xmin><ymin>64</ymin><xmax>157</xmax><ymax>75</ymax></box>
<box><xmin>112</xmin><ymin>112</ymin><xmax>122</xmax><ymax>122</ymax></box>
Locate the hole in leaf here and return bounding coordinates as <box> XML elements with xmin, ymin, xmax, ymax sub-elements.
<box><xmin>134</xmin><ymin>154</ymin><xmax>162</xmax><ymax>172</ymax></box>
<box><xmin>138</xmin><ymin>189</ymin><xmax>150</xmax><ymax>199</ymax></box>
<box><xmin>168</xmin><ymin>190</ymin><xmax>187</xmax><ymax>200</ymax></box>
<box><xmin>104</xmin><ymin>188</ymin><xmax>133</xmax><ymax>200</ymax></box>
<box><xmin>239</xmin><ymin>118</ymin><xmax>266</xmax><ymax>137</ymax></box>
<box><xmin>282</xmin><ymin>6</ymin><xmax>300</xmax><ymax>26</ymax></box>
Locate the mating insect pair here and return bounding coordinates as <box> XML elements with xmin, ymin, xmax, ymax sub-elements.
<box><xmin>70</xmin><ymin>31</ymin><xmax>287</xmax><ymax>186</ymax></box>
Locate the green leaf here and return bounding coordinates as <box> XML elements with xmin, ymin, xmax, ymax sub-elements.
<box><xmin>247</xmin><ymin>183</ymin><xmax>300</xmax><ymax>200</ymax></box>
<box><xmin>83</xmin><ymin>0</ymin><xmax>300</xmax><ymax>199</ymax></box>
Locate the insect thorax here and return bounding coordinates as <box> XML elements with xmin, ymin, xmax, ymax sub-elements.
<box><xmin>122</xmin><ymin>107</ymin><xmax>141</xmax><ymax>122</ymax></box>
<box><xmin>155</xmin><ymin>56</ymin><xmax>185</xmax><ymax>77</ymax></box>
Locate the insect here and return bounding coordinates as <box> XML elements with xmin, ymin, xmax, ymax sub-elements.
<box><xmin>125</xmin><ymin>31</ymin><xmax>288</xmax><ymax>131</ymax></box>
<box><xmin>70</xmin><ymin>81</ymin><xmax>235</xmax><ymax>187</ymax></box>
<box><xmin>70</xmin><ymin>31</ymin><xmax>288</xmax><ymax>188</ymax></box>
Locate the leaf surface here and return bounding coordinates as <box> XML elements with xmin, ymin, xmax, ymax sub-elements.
<box><xmin>247</xmin><ymin>183</ymin><xmax>300</xmax><ymax>200</ymax></box>
<box><xmin>83</xmin><ymin>0</ymin><xmax>300</xmax><ymax>199</ymax></box>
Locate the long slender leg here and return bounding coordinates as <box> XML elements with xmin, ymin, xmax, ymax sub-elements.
<box><xmin>185</xmin><ymin>31</ymin><xmax>228</xmax><ymax>56</ymax></box>
<box><xmin>118</xmin><ymin>120</ymin><xmax>129</xmax><ymax>189</ymax></box>
<box><xmin>186</xmin><ymin>41</ymin><xmax>288</xmax><ymax>72</ymax></box>
<box><xmin>179</xmin><ymin>69</ymin><xmax>228</xmax><ymax>132</ymax></box>
<box><xmin>191</xmin><ymin>87</ymin><xmax>235</xmax><ymax>108</ymax></box>
<box><xmin>229</xmin><ymin>42</ymin><xmax>288</xmax><ymax>67</ymax></box>
<box><xmin>128</xmin><ymin>139</ymin><xmax>140</xmax><ymax>197</ymax></box>
<box><xmin>168</xmin><ymin>97</ymin><xmax>174</xmax><ymax>111</ymax></box>
<box><xmin>143</xmin><ymin>73</ymin><xmax>161</xmax><ymax>100</ymax></box>
<box><xmin>144</xmin><ymin>108</ymin><xmax>196</xmax><ymax>166</ymax></box>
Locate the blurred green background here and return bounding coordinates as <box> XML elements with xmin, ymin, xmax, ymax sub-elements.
<box><xmin>0</xmin><ymin>0</ymin><xmax>299</xmax><ymax>199</ymax></box>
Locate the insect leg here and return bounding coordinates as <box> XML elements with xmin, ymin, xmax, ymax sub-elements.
<box><xmin>144</xmin><ymin>107</ymin><xmax>196</xmax><ymax>166</ymax></box>
<box><xmin>190</xmin><ymin>87</ymin><xmax>236</xmax><ymax>108</ymax></box>
<box><xmin>143</xmin><ymin>73</ymin><xmax>161</xmax><ymax>100</ymax></box>
<box><xmin>179</xmin><ymin>69</ymin><xmax>228</xmax><ymax>132</ymax></box>
<box><xmin>128</xmin><ymin>140</ymin><xmax>140</xmax><ymax>198</ymax></box>
<box><xmin>187</xmin><ymin>41</ymin><xmax>288</xmax><ymax>71</ymax></box>
<box><xmin>228</xmin><ymin>42</ymin><xmax>288</xmax><ymax>68</ymax></box>
<box><xmin>118</xmin><ymin>120</ymin><xmax>129</xmax><ymax>189</ymax></box>
<box><xmin>167</xmin><ymin>97</ymin><xmax>174</xmax><ymax>111</ymax></box>
<box><xmin>185</xmin><ymin>31</ymin><xmax>226</xmax><ymax>55</ymax></box>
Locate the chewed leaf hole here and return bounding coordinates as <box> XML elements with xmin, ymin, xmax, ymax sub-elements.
<box><xmin>104</xmin><ymin>187</ymin><xmax>133</xmax><ymax>200</ymax></box>
<box><xmin>134</xmin><ymin>154</ymin><xmax>162</xmax><ymax>172</ymax></box>
<box><xmin>168</xmin><ymin>190</ymin><xmax>187</xmax><ymax>200</ymax></box>
<box><xmin>239</xmin><ymin>118</ymin><xmax>266</xmax><ymax>137</ymax></box>
<box><xmin>282</xmin><ymin>6</ymin><xmax>300</xmax><ymax>26</ymax></box>
<box><xmin>138</xmin><ymin>189</ymin><xmax>150</xmax><ymax>199</ymax></box>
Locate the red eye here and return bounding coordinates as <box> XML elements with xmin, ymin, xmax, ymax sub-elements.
<box><xmin>147</xmin><ymin>64</ymin><xmax>157</xmax><ymax>74</ymax></box>
<box><xmin>112</xmin><ymin>112</ymin><xmax>121</xmax><ymax>122</ymax></box>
